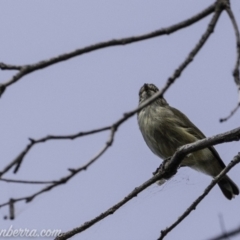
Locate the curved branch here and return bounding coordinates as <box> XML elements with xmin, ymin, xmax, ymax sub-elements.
<box><xmin>0</xmin><ymin>126</ymin><xmax>111</xmax><ymax>176</ymax></box>
<box><xmin>0</xmin><ymin>2</ymin><xmax>216</xmax><ymax>96</ymax></box>
<box><xmin>225</xmin><ymin>6</ymin><xmax>240</xmax><ymax>86</ymax></box>
<box><xmin>220</xmin><ymin>3</ymin><xmax>240</xmax><ymax>122</ymax></box>
<box><xmin>158</xmin><ymin>153</ymin><xmax>240</xmax><ymax>240</ymax></box>
<box><xmin>219</xmin><ymin>102</ymin><xmax>240</xmax><ymax>122</ymax></box>
<box><xmin>0</xmin><ymin>127</ymin><xmax>116</xmax><ymax>210</ymax></box>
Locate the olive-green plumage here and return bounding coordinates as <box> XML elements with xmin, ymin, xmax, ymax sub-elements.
<box><xmin>138</xmin><ymin>83</ymin><xmax>239</xmax><ymax>200</ymax></box>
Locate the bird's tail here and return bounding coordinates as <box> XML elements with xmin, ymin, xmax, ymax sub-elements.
<box><xmin>218</xmin><ymin>175</ymin><xmax>239</xmax><ymax>200</ymax></box>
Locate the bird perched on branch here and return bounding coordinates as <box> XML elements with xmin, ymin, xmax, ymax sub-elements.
<box><xmin>137</xmin><ymin>83</ymin><xmax>239</xmax><ymax>200</ymax></box>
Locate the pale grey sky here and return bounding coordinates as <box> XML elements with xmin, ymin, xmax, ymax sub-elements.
<box><xmin>0</xmin><ymin>1</ymin><xmax>240</xmax><ymax>240</ymax></box>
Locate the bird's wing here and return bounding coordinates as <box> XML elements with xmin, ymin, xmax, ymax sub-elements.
<box><xmin>169</xmin><ymin>106</ymin><xmax>226</xmax><ymax>169</ymax></box>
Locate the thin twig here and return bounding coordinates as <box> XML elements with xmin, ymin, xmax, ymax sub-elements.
<box><xmin>0</xmin><ymin>3</ymin><xmax>216</xmax><ymax>97</ymax></box>
<box><xmin>207</xmin><ymin>225</ymin><xmax>240</xmax><ymax>240</ymax></box>
<box><xmin>225</xmin><ymin>6</ymin><xmax>240</xmax><ymax>86</ymax></box>
<box><xmin>158</xmin><ymin>153</ymin><xmax>240</xmax><ymax>240</ymax></box>
<box><xmin>0</xmin><ymin>126</ymin><xmax>111</xmax><ymax>176</ymax></box>
<box><xmin>9</xmin><ymin>199</ymin><xmax>14</xmax><ymax>220</ymax></box>
<box><xmin>219</xmin><ymin>4</ymin><xmax>240</xmax><ymax>122</ymax></box>
<box><xmin>219</xmin><ymin>102</ymin><xmax>240</xmax><ymax>122</ymax></box>
<box><xmin>55</xmin><ymin>126</ymin><xmax>240</xmax><ymax>240</ymax></box>
<box><xmin>0</xmin><ymin>127</ymin><xmax>116</xmax><ymax>209</ymax></box>
<box><xmin>0</xmin><ymin>62</ymin><xmax>22</xmax><ymax>70</ymax></box>
<box><xmin>218</xmin><ymin>214</ymin><xmax>229</xmax><ymax>240</ymax></box>
<box><xmin>0</xmin><ymin>178</ymin><xmax>56</xmax><ymax>184</ymax></box>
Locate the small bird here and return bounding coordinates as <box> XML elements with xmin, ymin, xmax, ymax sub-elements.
<box><xmin>137</xmin><ymin>83</ymin><xmax>239</xmax><ymax>200</ymax></box>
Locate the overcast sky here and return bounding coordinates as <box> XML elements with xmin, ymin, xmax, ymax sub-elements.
<box><xmin>0</xmin><ymin>1</ymin><xmax>240</xmax><ymax>240</ymax></box>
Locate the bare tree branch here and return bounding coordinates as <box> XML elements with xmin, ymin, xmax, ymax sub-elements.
<box><xmin>219</xmin><ymin>102</ymin><xmax>240</xmax><ymax>122</ymax></box>
<box><xmin>158</xmin><ymin>153</ymin><xmax>240</xmax><ymax>240</ymax></box>
<box><xmin>220</xmin><ymin>3</ymin><xmax>240</xmax><ymax>122</ymax></box>
<box><xmin>9</xmin><ymin>199</ymin><xmax>14</xmax><ymax>220</ymax></box>
<box><xmin>0</xmin><ymin>2</ymin><xmax>216</xmax><ymax>97</ymax></box>
<box><xmin>207</xmin><ymin>225</ymin><xmax>240</xmax><ymax>240</ymax></box>
<box><xmin>54</xmin><ymin>126</ymin><xmax>240</xmax><ymax>240</ymax></box>
<box><xmin>0</xmin><ymin>126</ymin><xmax>111</xmax><ymax>177</ymax></box>
<box><xmin>226</xmin><ymin>5</ymin><xmax>240</xmax><ymax>86</ymax></box>
<box><xmin>0</xmin><ymin>127</ymin><xmax>116</xmax><ymax>210</ymax></box>
<box><xmin>0</xmin><ymin>63</ymin><xmax>21</xmax><ymax>70</ymax></box>
<box><xmin>0</xmin><ymin>178</ymin><xmax>56</xmax><ymax>185</ymax></box>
